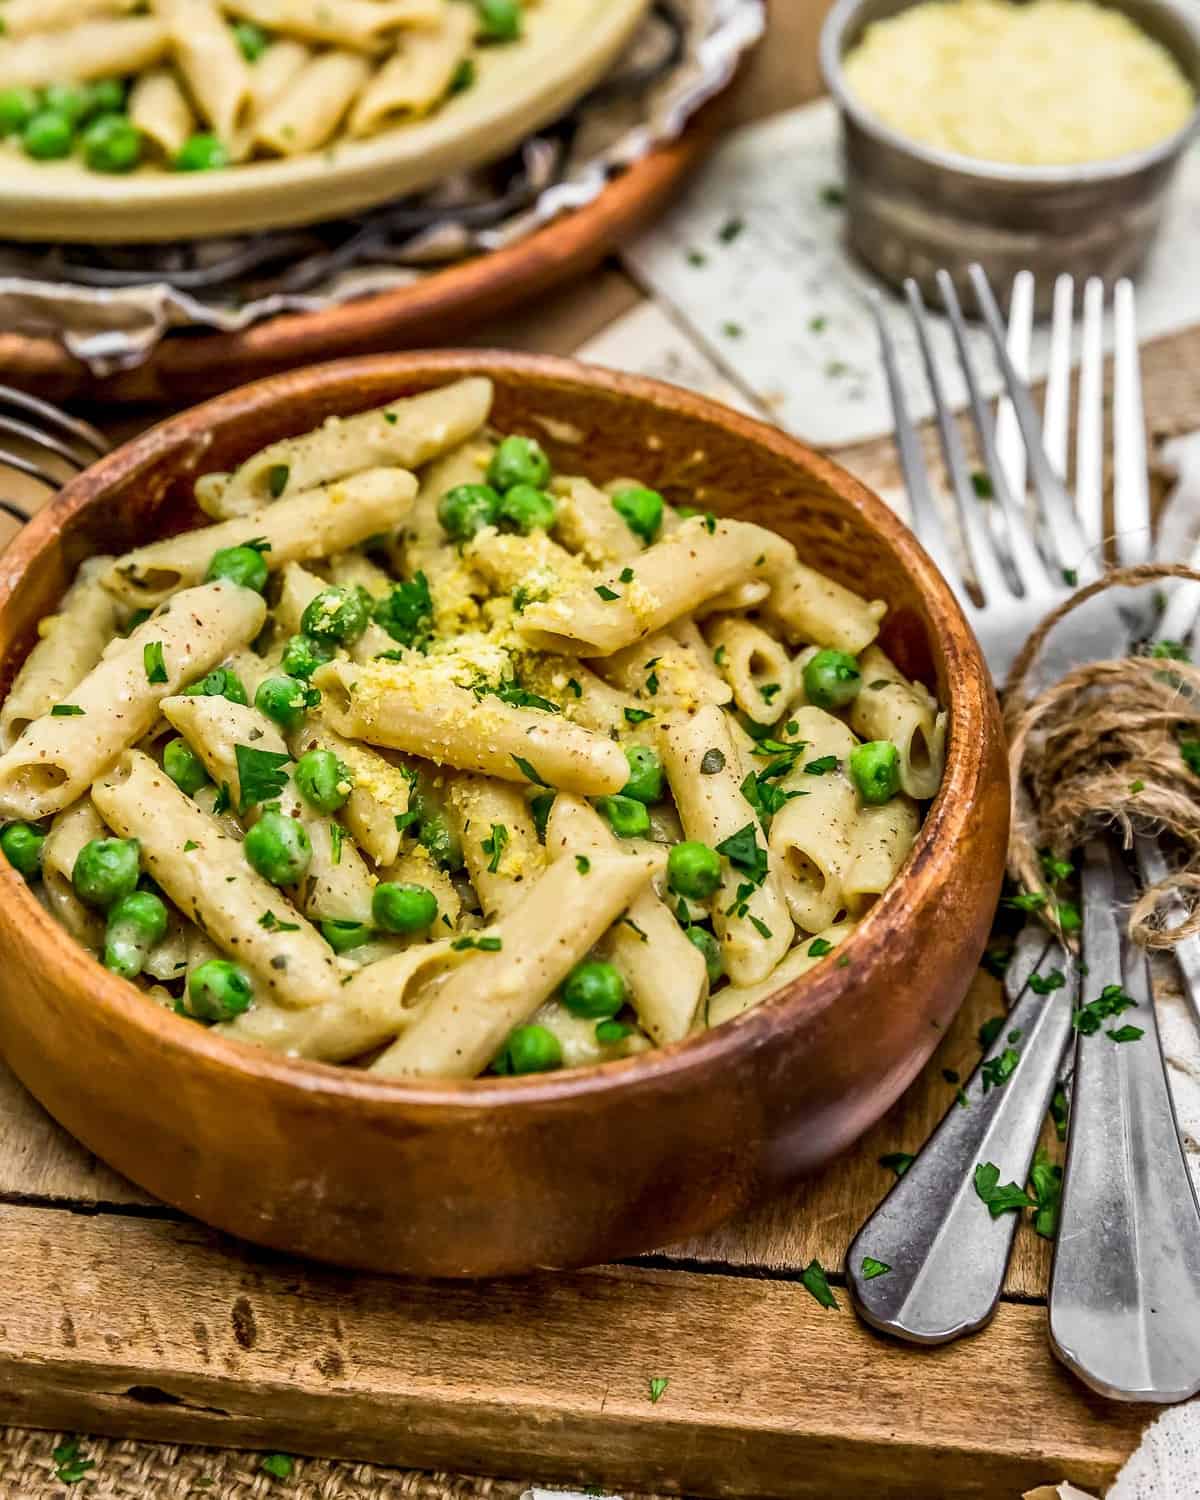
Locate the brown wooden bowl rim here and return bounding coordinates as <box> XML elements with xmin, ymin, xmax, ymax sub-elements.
<box><xmin>0</xmin><ymin>350</ymin><xmax>995</xmax><ymax>1113</ymax></box>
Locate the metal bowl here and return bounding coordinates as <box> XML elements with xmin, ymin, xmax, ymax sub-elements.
<box><xmin>820</xmin><ymin>0</ymin><xmax>1200</xmax><ymax>314</ymax></box>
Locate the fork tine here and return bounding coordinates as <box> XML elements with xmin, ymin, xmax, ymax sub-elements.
<box><xmin>1112</xmin><ymin>279</ymin><xmax>1152</xmax><ymax>566</ymax></box>
<box><xmin>903</xmin><ymin>279</ymin><xmax>1012</xmax><ymax>605</ymax></box>
<box><xmin>867</xmin><ymin>292</ymin><xmax>959</xmax><ymax>586</ymax></box>
<box><xmin>993</xmin><ymin>269</ymin><xmax>1035</xmax><ymax>503</ymax></box>
<box><xmin>1075</xmin><ymin>277</ymin><xmax>1105</xmax><ymax>556</ymax></box>
<box><xmin>967</xmin><ymin>264</ymin><xmax>1094</xmax><ymax>579</ymax></box>
<box><xmin>0</xmin><ymin>384</ymin><xmax>108</xmax><ymax>460</ymax></box>
<box><xmin>1043</xmin><ymin>274</ymin><xmax>1074</xmax><ymax>481</ymax></box>
<box><xmin>937</xmin><ymin>270</ymin><xmax>1051</xmax><ymax>597</ymax></box>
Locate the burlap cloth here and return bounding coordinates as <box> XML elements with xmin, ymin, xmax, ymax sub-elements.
<box><xmin>0</xmin><ymin>1427</ymin><xmax>659</xmax><ymax>1499</ymax></box>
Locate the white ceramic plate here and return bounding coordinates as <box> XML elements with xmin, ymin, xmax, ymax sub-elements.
<box><xmin>0</xmin><ymin>0</ymin><xmax>651</xmax><ymax>243</ymax></box>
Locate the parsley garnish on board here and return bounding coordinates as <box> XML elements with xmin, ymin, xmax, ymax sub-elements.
<box><xmin>718</xmin><ymin>215</ymin><xmax>745</xmax><ymax>243</ymax></box>
<box><xmin>860</xmin><ymin>1256</ymin><xmax>891</xmax><ymax>1280</ymax></box>
<box><xmin>978</xmin><ymin>1015</ymin><xmax>1005</xmax><ymax>1049</ymax></box>
<box><xmin>879</xmin><ymin>1151</ymin><xmax>914</xmax><ymax>1177</ymax></box>
<box><xmin>143</xmin><ymin>641</ymin><xmax>168</xmax><ymax>684</ymax></box>
<box><xmin>1050</xmin><ymin>1083</ymin><xmax>1070</xmax><ymax>1141</ymax></box>
<box><xmin>648</xmin><ymin>1376</ymin><xmax>669</xmax><ymax>1403</ymax></box>
<box><xmin>483</xmin><ymin>823</ymin><xmax>508</xmax><ymax>874</ymax></box>
<box><xmin>973</xmin><ymin>1162</ymin><xmax>1032</xmax><ymax>1217</ymax></box>
<box><xmin>261</xmin><ymin>1453</ymin><xmax>295</xmax><ymax>1480</ymax></box>
<box><xmin>53</xmin><ymin>1438</ymin><xmax>94</xmax><ymax>1485</ymax></box>
<box><xmin>980</xmin><ymin>1045</ymin><xmax>1020</xmax><ymax>1093</ymax></box>
<box><xmin>1073</xmin><ymin>982</ymin><xmax>1137</xmax><ymax>1035</ymax></box>
<box><xmin>234</xmin><ymin>745</ymin><xmax>291</xmax><ymax>813</ymax></box>
<box><xmin>799</xmin><ymin>1258</ymin><xmax>839</xmax><ymax>1310</ymax></box>
<box><xmin>1108</xmin><ymin>1024</ymin><xmax>1145</xmax><ymax>1043</ymax></box>
<box><xmin>1029</xmin><ymin>968</ymin><xmax>1065</xmax><ymax>996</ymax></box>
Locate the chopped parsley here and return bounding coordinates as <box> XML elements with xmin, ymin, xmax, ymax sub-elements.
<box><xmin>700</xmin><ymin>748</ymin><xmax>726</xmax><ymax>775</ymax></box>
<box><xmin>703</xmin><ymin>512</ymin><xmax>717</xmax><ymax>534</ymax></box>
<box><xmin>234</xmin><ymin>745</ymin><xmax>291</xmax><ymax>813</ymax></box>
<box><xmin>970</xmin><ymin>470</ymin><xmax>993</xmax><ymax>499</ymax></box>
<box><xmin>879</xmin><ymin>1151</ymin><xmax>914</xmax><ymax>1177</ymax></box>
<box><xmin>1182</xmin><ymin>739</ymin><xmax>1200</xmax><ymax>776</ymax></box>
<box><xmin>1039</xmin><ymin>851</ymin><xmax>1074</xmax><ymax>883</ymax></box>
<box><xmin>1107</xmin><ymin>1024</ymin><xmax>1145</xmax><ymax>1043</ymax></box>
<box><xmin>394</xmin><ymin>809</ymin><xmax>419</xmax><ymax>834</ymax></box>
<box><xmin>619</xmin><ymin>566</ymin><xmax>635</xmax><ymax>583</ymax></box>
<box><xmin>595</xmin><ymin>584</ymin><xmax>620</xmax><ymax>602</ymax></box>
<box><xmin>978</xmin><ymin>1015</ymin><xmax>1005</xmax><ymax>1050</ymax></box>
<box><xmin>804</xmin><ymin>755</ymin><xmax>838</xmax><ymax>776</ymax></box>
<box><xmin>53</xmin><ymin>1438</ymin><xmax>94</xmax><ymax>1485</ymax></box>
<box><xmin>1073</xmin><ymin>982</ymin><xmax>1136</xmax><ymax>1035</ymax></box>
<box><xmin>860</xmin><ymin>1256</ymin><xmax>891</xmax><ymax>1280</ymax></box>
<box><xmin>687</xmin><ymin>248</ymin><xmax>708</xmax><ymax>267</ymax></box>
<box><xmin>567</xmin><ymin>678</ymin><xmax>582</xmax><ymax>698</ymax></box>
<box><xmin>799</xmin><ymin>1258</ymin><xmax>839</xmax><ymax>1310</ymax></box>
<box><xmin>750</xmin><ymin>916</ymin><xmax>773</xmax><ymax>940</ymax></box>
<box><xmin>713</xmin><ymin>644</ymin><xmax>727</xmax><ymax>667</ymax></box>
<box><xmin>808</xmin><ymin>937</ymin><xmax>833</xmax><ymax>958</ymax></box>
<box><xmin>981</xmin><ymin>944</ymin><xmax>1012</xmax><ymax>979</ymax></box>
<box><xmin>1062</xmin><ymin>567</ymin><xmax>1078</xmax><ymax>586</ymax></box>
<box><xmin>809</xmin><ymin>315</ymin><xmax>827</xmax><ymax>334</ymax></box>
<box><xmin>973</xmin><ymin>1161</ymin><xmax>1033</xmax><ymax>1218</ymax></box>
<box><xmin>383</xmin><ymin>410</ymin><xmax>399</xmax><ymax>425</ymax></box>
<box><xmin>473</xmin><ymin>676</ymin><xmax>560</xmax><ymax>714</ymax></box>
<box><xmin>266</xmin><ymin>464</ymin><xmax>289</xmax><ymax>498</ymax></box>
<box><xmin>1003</xmin><ymin>890</ymin><xmax>1047</xmax><ymax>913</ymax></box>
<box><xmin>761</xmin><ymin>682</ymin><xmax>782</xmax><ymax>704</ymax></box>
<box><xmin>373</xmin><ymin>571</ymin><xmax>432</xmax><ymax>649</ymax></box>
<box><xmin>722</xmin><ymin>322</ymin><xmax>743</xmax><ymax>339</ymax></box>
<box><xmin>1049</xmin><ymin>1083</ymin><xmax>1069</xmax><ymax>1141</ymax></box>
<box><xmin>183</xmin><ymin>840</ymin><xmax>199</xmax><ymax>852</ymax></box>
<box><xmin>511</xmin><ymin>754</ymin><xmax>549</xmax><ymax>787</ymax></box>
<box><xmin>624</xmin><ymin>707</ymin><xmax>654</xmax><ymax>726</ymax></box>
<box><xmin>329</xmin><ymin>821</ymin><xmax>343</xmax><ymax>865</ymax></box>
<box><xmin>530</xmin><ymin>791</ymin><xmax>555</xmax><ymax>839</ymax></box>
<box><xmin>1147</xmin><ymin>639</ymin><xmax>1191</xmax><ymax>661</ymax></box>
<box><xmin>575</xmin><ymin>855</ymin><xmax>591</xmax><ymax>875</ymax></box>
<box><xmin>1028</xmin><ymin>1149</ymin><xmax>1063</xmax><ymax>1238</ymax></box>
<box><xmin>51</xmin><ymin>703</ymin><xmax>84</xmax><ymax>716</ymax></box>
<box><xmin>718</xmin><ymin>215</ymin><xmax>745</xmax><ymax>242</ymax></box>
<box><xmin>980</xmin><ymin>1046</ymin><xmax>1020</xmax><ymax>1093</ymax></box>
<box><xmin>715</xmin><ymin>822</ymin><xmax>768</xmax><ymax>884</ymax></box>
<box><xmin>740</xmin><ymin>765</ymin><xmax>803</xmax><ymax>823</ymax></box>
<box><xmin>260</xmin><ymin>1454</ymin><xmax>295</xmax><ymax>1480</ymax></box>
<box><xmin>451</xmin><ymin>934</ymin><xmax>503</xmax><ymax>952</ymax></box>
<box><xmin>483</xmin><ymin>823</ymin><xmax>509</xmax><ymax>874</ymax></box>
<box><xmin>819</xmin><ymin>183</ymin><xmax>846</xmax><ymax>206</ymax></box>
<box><xmin>212</xmin><ymin>781</ymin><xmax>232</xmax><ymax>815</ymax></box>
<box><xmin>259</xmin><ymin>911</ymin><xmax>300</xmax><ymax>933</ymax></box>
<box><xmin>1029</xmin><ymin>968</ymin><xmax>1065</xmax><ymax>996</ymax></box>
<box><xmin>143</xmin><ymin>641</ymin><xmax>168</xmax><ymax>684</ymax></box>
<box><xmin>649</xmin><ymin>1376</ymin><xmax>669</xmax><ymax>1403</ymax></box>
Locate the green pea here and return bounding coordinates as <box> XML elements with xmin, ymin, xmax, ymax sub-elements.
<box><xmin>372</xmin><ymin>881</ymin><xmax>438</xmax><ymax>935</ymax></box>
<box><xmin>81</xmin><ymin>112</ymin><xmax>141</xmax><ymax>173</ymax></box>
<box><xmin>561</xmin><ymin>958</ymin><xmax>626</xmax><ymax>1019</ymax></box>
<box><xmin>438</xmin><ymin>482</ymin><xmax>500</xmax><ymax>541</ymax></box>
<box><xmin>255</xmin><ymin>675</ymin><xmax>313</xmax><ymax>734</ymax></box>
<box><xmin>504</xmin><ymin>1023</ymin><xmax>562</xmax><ymax>1074</ymax></box>
<box><xmin>849</xmin><ymin>740</ymin><xmax>901</xmax><ymax>805</ymax></box>
<box><xmin>320</xmin><ymin>919</ymin><xmax>373</xmax><ymax>954</ymax></box>
<box><xmin>87</xmin><ymin>78</ymin><xmax>127</xmax><ymax>116</ymax></box>
<box><xmin>232</xmin><ymin>19</ymin><xmax>270</xmax><ymax>60</ymax></box>
<box><xmin>42</xmin><ymin>83</ymin><xmax>89</xmax><ymax>122</ymax></box>
<box><xmin>686</xmin><ymin>925</ymin><xmax>724</xmax><ymax>986</ymax></box>
<box><xmin>22</xmin><ymin>109</ymin><xmax>74</xmax><ymax>160</ymax></box>
<box><xmin>0</xmin><ymin>821</ymin><xmax>45</xmax><ymax>878</ymax></box>
<box><xmin>295</xmin><ymin>749</ymin><xmax>351</xmax><ymax>814</ymax></box>
<box><xmin>103</xmin><ymin>890</ymin><xmax>168</xmax><ymax>980</ymax></box>
<box><xmin>497</xmin><ymin>483</ymin><xmax>556</xmax><ymax>534</ymax></box>
<box><xmin>594</xmin><ymin>794</ymin><xmax>650</xmax><ymax>839</ymax></box>
<box><xmin>163</xmin><ymin>737</ymin><xmax>209</xmax><ymax>796</ymax></box>
<box><xmin>281</xmin><ymin>633</ymin><xmax>334</xmax><ymax>680</ymax></box>
<box><xmin>300</xmin><ymin>585</ymin><xmax>370</xmax><ymax>644</ymax></box>
<box><xmin>668</xmin><ymin>840</ymin><xmax>722</xmax><ymax>900</ymax></box>
<box><xmin>243</xmin><ymin>810</ymin><xmax>311</xmax><ymax>886</ymax></box>
<box><xmin>188</xmin><ymin>958</ymin><xmax>254</xmax><ymax>1021</ymax></box>
<box><xmin>486</xmin><ymin>433</ymin><xmax>547</xmax><ymax>490</ymax></box>
<box><xmin>205</xmin><ymin>543</ymin><xmax>268</xmax><ymax>592</ymax></box>
<box><xmin>73</xmin><ymin>837</ymin><xmax>140</xmax><ymax>911</ymax></box>
<box><xmin>0</xmin><ymin>87</ymin><xmax>40</xmax><ymax>136</ymax></box>
<box><xmin>620</xmin><ymin>745</ymin><xmax>663</xmax><ymax>804</ymax></box>
<box><xmin>803</xmin><ymin>649</ymin><xmax>862</xmax><ymax>711</ymax></box>
<box><xmin>183</xmin><ymin>666</ymin><xmax>247</xmax><ymax>705</ymax></box>
<box><xmin>611</xmin><ymin>486</ymin><xmax>664</xmax><ymax>544</ymax></box>
<box><xmin>175</xmin><ymin>132</ymin><xmax>230</xmax><ymax>172</ymax></box>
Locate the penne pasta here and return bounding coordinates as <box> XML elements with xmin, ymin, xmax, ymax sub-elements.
<box><xmin>0</xmin><ymin>16</ymin><xmax>169</xmax><ymax>87</ymax></box>
<box><xmin>765</xmin><ymin>562</ymin><xmax>886</xmax><ymax>655</ymax></box>
<box><xmin>155</xmin><ymin>0</ymin><xmax>253</xmax><ymax>141</ymax></box>
<box><xmin>842</xmin><ymin>798</ymin><xmax>920</xmax><ymax>916</ymax></box>
<box><xmin>849</xmin><ymin>646</ymin><xmax>947</xmax><ymax>801</ymax></box>
<box><xmin>446</xmin><ymin>773</ymin><xmax>544</xmax><ymax>919</ymax></box>
<box><xmin>706</xmin><ymin>919</ymin><xmax>856</xmax><ymax>1027</ymax></box>
<box><xmin>551</xmin><ymin>475</ymin><xmax>643</xmax><ymax>568</ymax></box>
<box><xmin>103</xmin><ymin>467</ymin><xmax>417</xmax><ymax>607</ymax></box>
<box><xmin>370</xmin><ymin>848</ymin><xmax>655</xmax><ymax>1078</ymax></box>
<box><xmin>516</xmin><ymin>516</ymin><xmax>794</xmax><ymax>658</ymax></box>
<box><xmin>2</xmin><ymin>0</ymin><xmax>138</xmax><ymax>39</ymax></box>
<box><xmin>0</xmin><ymin>557</ymin><xmax>117</xmax><ymax>752</ymax></box>
<box><xmin>220</xmin><ymin>0</ymin><xmax>446</xmax><ymax>52</ymax></box>
<box><xmin>349</xmin><ymin>0</ymin><xmax>474</xmax><ymax>134</ymax></box>
<box><xmin>129</xmin><ymin>68</ymin><xmax>196</xmax><ymax>158</ymax></box>
<box><xmin>313</xmin><ymin>659</ymin><xmax>630</xmax><ymax>797</ymax></box>
<box><xmin>216</xmin><ymin>379</ymin><xmax>492</xmax><ymax>514</ymax></box>
<box><xmin>706</xmin><ymin>616</ymin><xmax>795</xmax><ymax>724</ymax></box>
<box><xmin>0</xmin><ymin>581</ymin><xmax>265</xmax><ymax>821</ymax></box>
<box><xmin>255</xmin><ymin>50</ymin><xmax>370</xmax><ymax>156</ymax></box>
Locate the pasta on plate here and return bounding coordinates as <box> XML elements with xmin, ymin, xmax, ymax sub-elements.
<box><xmin>0</xmin><ymin>376</ymin><xmax>947</xmax><ymax>1081</ymax></box>
<box><xmin>0</xmin><ymin>0</ymin><xmax>534</xmax><ymax>174</ymax></box>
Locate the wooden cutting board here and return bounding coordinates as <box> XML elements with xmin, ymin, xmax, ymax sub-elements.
<box><xmin>0</xmin><ymin>962</ymin><xmax>1165</xmax><ymax>1498</ymax></box>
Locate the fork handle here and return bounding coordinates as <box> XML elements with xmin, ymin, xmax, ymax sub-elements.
<box><xmin>846</xmin><ymin>928</ymin><xmax>1074</xmax><ymax>1343</ymax></box>
<box><xmin>1048</xmin><ymin>840</ymin><xmax>1200</xmax><ymax>1402</ymax></box>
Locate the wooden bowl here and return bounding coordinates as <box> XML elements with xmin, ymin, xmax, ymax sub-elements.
<box><xmin>0</xmin><ymin>353</ymin><xmax>1009</xmax><ymax>1277</ymax></box>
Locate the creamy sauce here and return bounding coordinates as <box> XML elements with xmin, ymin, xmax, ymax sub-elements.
<box><xmin>843</xmin><ymin>0</ymin><xmax>1195</xmax><ymax>166</ymax></box>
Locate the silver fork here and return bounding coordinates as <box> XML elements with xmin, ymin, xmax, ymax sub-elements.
<box><xmin>849</xmin><ymin>267</ymin><xmax>1200</xmax><ymax>1400</ymax></box>
<box><xmin>0</xmin><ymin>383</ymin><xmax>109</xmax><ymax>521</ymax></box>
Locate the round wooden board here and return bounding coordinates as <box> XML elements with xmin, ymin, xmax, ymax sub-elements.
<box><xmin>0</xmin><ymin>88</ymin><xmax>734</xmax><ymax>408</ymax></box>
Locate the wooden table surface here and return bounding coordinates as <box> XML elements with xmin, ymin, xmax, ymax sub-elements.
<box><xmin>1</xmin><ymin>3</ymin><xmax>1197</xmax><ymax>1495</ymax></box>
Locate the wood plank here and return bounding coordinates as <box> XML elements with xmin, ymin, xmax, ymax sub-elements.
<box><xmin>0</xmin><ymin>1204</ymin><xmax>1149</xmax><ymax>1499</ymax></box>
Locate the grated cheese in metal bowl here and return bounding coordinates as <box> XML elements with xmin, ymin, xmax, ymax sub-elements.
<box><xmin>843</xmin><ymin>0</ymin><xmax>1195</xmax><ymax>167</ymax></box>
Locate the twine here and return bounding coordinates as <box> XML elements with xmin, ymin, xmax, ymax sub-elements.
<box><xmin>1003</xmin><ymin>563</ymin><xmax>1200</xmax><ymax>948</ymax></box>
